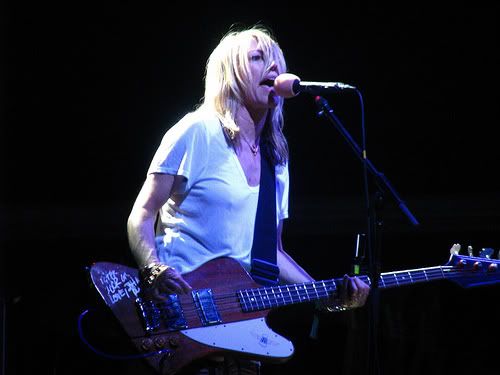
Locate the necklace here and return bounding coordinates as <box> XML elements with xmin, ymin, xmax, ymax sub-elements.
<box><xmin>240</xmin><ymin>136</ymin><xmax>259</xmax><ymax>156</ymax></box>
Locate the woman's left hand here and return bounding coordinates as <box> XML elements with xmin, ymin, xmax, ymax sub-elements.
<box><xmin>339</xmin><ymin>274</ymin><xmax>370</xmax><ymax>308</ymax></box>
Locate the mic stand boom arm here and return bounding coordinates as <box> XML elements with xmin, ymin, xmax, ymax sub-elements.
<box><xmin>314</xmin><ymin>95</ymin><xmax>419</xmax><ymax>227</ymax></box>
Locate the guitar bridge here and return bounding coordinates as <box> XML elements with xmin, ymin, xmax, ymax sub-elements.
<box><xmin>192</xmin><ymin>289</ymin><xmax>222</xmax><ymax>326</ymax></box>
<box><xmin>136</xmin><ymin>297</ymin><xmax>160</xmax><ymax>332</ymax></box>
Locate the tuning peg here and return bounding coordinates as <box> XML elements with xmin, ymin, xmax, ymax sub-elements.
<box><xmin>467</xmin><ymin>245</ymin><xmax>473</xmax><ymax>256</ymax></box>
<box><xmin>449</xmin><ymin>243</ymin><xmax>461</xmax><ymax>256</ymax></box>
<box><xmin>479</xmin><ymin>248</ymin><xmax>494</xmax><ymax>259</ymax></box>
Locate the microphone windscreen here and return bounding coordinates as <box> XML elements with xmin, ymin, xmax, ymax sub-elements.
<box><xmin>274</xmin><ymin>73</ymin><xmax>300</xmax><ymax>98</ymax></box>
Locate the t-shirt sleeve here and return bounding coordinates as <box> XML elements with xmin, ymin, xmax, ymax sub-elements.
<box><xmin>147</xmin><ymin>113</ymin><xmax>209</xmax><ymax>191</ymax></box>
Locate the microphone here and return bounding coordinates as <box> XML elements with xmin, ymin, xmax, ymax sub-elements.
<box><xmin>274</xmin><ymin>73</ymin><xmax>356</xmax><ymax>98</ymax></box>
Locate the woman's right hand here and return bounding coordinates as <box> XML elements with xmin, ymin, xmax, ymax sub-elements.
<box><xmin>141</xmin><ymin>264</ymin><xmax>193</xmax><ymax>301</ymax></box>
<box><xmin>154</xmin><ymin>266</ymin><xmax>193</xmax><ymax>297</ymax></box>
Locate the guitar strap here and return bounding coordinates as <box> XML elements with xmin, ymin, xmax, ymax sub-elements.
<box><xmin>250</xmin><ymin>144</ymin><xmax>280</xmax><ymax>286</ymax></box>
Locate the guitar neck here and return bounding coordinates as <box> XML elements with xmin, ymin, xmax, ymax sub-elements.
<box><xmin>239</xmin><ymin>265</ymin><xmax>450</xmax><ymax>312</ymax></box>
<box><xmin>375</xmin><ymin>265</ymin><xmax>449</xmax><ymax>289</ymax></box>
<box><xmin>239</xmin><ymin>279</ymin><xmax>337</xmax><ymax>312</ymax></box>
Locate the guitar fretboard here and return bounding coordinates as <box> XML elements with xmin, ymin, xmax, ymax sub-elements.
<box><xmin>238</xmin><ymin>280</ymin><xmax>337</xmax><ymax>312</ymax></box>
<box><xmin>239</xmin><ymin>265</ymin><xmax>452</xmax><ymax>312</ymax></box>
<box><xmin>374</xmin><ymin>265</ymin><xmax>449</xmax><ymax>289</ymax></box>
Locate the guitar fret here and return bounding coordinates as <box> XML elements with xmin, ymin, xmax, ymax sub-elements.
<box><xmin>239</xmin><ymin>290</ymin><xmax>248</xmax><ymax>311</ymax></box>
<box><xmin>263</xmin><ymin>288</ymin><xmax>271</xmax><ymax>308</ymax></box>
<box><xmin>243</xmin><ymin>289</ymin><xmax>252</xmax><ymax>310</ymax></box>
<box><xmin>423</xmin><ymin>269</ymin><xmax>429</xmax><ymax>281</ymax></box>
<box><xmin>244</xmin><ymin>290</ymin><xmax>252</xmax><ymax>311</ymax></box>
<box><xmin>412</xmin><ymin>271</ymin><xmax>418</xmax><ymax>284</ymax></box>
<box><xmin>256</xmin><ymin>289</ymin><xmax>264</xmax><ymax>309</ymax></box>
<box><xmin>407</xmin><ymin>271</ymin><xmax>413</xmax><ymax>283</ymax></box>
<box><xmin>262</xmin><ymin>288</ymin><xmax>269</xmax><ymax>308</ymax></box>
<box><xmin>294</xmin><ymin>285</ymin><xmax>301</xmax><ymax>302</ymax></box>
<box><xmin>275</xmin><ymin>286</ymin><xmax>284</xmax><ymax>306</ymax></box>
<box><xmin>249</xmin><ymin>290</ymin><xmax>257</xmax><ymax>310</ymax></box>
<box><xmin>366</xmin><ymin>276</ymin><xmax>372</xmax><ymax>287</ymax></box>
<box><xmin>382</xmin><ymin>274</ymin><xmax>390</xmax><ymax>287</ymax></box>
<box><xmin>303</xmin><ymin>283</ymin><xmax>311</xmax><ymax>301</ymax></box>
<box><xmin>321</xmin><ymin>281</ymin><xmax>329</xmax><ymax>298</ymax></box>
<box><xmin>312</xmin><ymin>282</ymin><xmax>320</xmax><ymax>299</ymax></box>
<box><xmin>295</xmin><ymin>284</ymin><xmax>306</xmax><ymax>302</ymax></box>
<box><xmin>251</xmin><ymin>289</ymin><xmax>259</xmax><ymax>309</ymax></box>
<box><xmin>270</xmin><ymin>287</ymin><xmax>277</xmax><ymax>307</ymax></box>
<box><xmin>286</xmin><ymin>285</ymin><xmax>293</xmax><ymax>303</ymax></box>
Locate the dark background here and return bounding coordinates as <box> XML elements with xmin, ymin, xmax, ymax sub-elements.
<box><xmin>2</xmin><ymin>3</ymin><xmax>499</xmax><ymax>375</ymax></box>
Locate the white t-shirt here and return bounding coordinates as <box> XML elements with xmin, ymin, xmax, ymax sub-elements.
<box><xmin>147</xmin><ymin>110</ymin><xmax>289</xmax><ymax>275</ymax></box>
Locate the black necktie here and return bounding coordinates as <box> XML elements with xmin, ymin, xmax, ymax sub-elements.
<box><xmin>250</xmin><ymin>147</ymin><xmax>279</xmax><ymax>286</ymax></box>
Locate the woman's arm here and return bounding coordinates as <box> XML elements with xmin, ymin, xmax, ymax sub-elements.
<box><xmin>127</xmin><ymin>173</ymin><xmax>175</xmax><ymax>268</ymax></box>
<box><xmin>276</xmin><ymin>219</ymin><xmax>370</xmax><ymax>309</ymax></box>
<box><xmin>276</xmin><ymin>220</ymin><xmax>315</xmax><ymax>284</ymax></box>
<box><xmin>127</xmin><ymin>173</ymin><xmax>192</xmax><ymax>296</ymax></box>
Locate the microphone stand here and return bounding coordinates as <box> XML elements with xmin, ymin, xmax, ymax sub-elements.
<box><xmin>313</xmin><ymin>95</ymin><xmax>419</xmax><ymax>375</ymax></box>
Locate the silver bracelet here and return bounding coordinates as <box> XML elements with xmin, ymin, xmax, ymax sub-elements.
<box><xmin>316</xmin><ymin>300</ymin><xmax>349</xmax><ymax>313</ymax></box>
<box><xmin>325</xmin><ymin>304</ymin><xmax>349</xmax><ymax>313</ymax></box>
<box><xmin>140</xmin><ymin>262</ymin><xmax>172</xmax><ymax>287</ymax></box>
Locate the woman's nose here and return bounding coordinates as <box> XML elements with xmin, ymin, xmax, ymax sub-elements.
<box><xmin>268</xmin><ymin>61</ymin><xmax>278</xmax><ymax>73</ymax></box>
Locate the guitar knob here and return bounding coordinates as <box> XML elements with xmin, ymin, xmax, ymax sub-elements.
<box><xmin>168</xmin><ymin>337</ymin><xmax>179</xmax><ymax>348</ymax></box>
<box><xmin>467</xmin><ymin>246</ymin><xmax>473</xmax><ymax>256</ymax></box>
<box><xmin>488</xmin><ymin>263</ymin><xmax>498</xmax><ymax>272</ymax></box>
<box><xmin>141</xmin><ymin>338</ymin><xmax>153</xmax><ymax>351</ymax></box>
<box><xmin>154</xmin><ymin>336</ymin><xmax>166</xmax><ymax>349</ymax></box>
<box><xmin>473</xmin><ymin>262</ymin><xmax>482</xmax><ymax>271</ymax></box>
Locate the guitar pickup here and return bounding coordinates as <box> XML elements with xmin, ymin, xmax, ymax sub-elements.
<box><xmin>158</xmin><ymin>294</ymin><xmax>188</xmax><ymax>331</ymax></box>
<box><xmin>136</xmin><ymin>295</ymin><xmax>188</xmax><ymax>332</ymax></box>
<box><xmin>192</xmin><ymin>289</ymin><xmax>222</xmax><ymax>326</ymax></box>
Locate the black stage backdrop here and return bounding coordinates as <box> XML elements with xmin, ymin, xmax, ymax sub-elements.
<box><xmin>2</xmin><ymin>3</ymin><xmax>499</xmax><ymax>375</ymax></box>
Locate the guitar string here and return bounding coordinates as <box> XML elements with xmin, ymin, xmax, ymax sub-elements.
<box><xmin>149</xmin><ymin>271</ymin><xmax>499</xmax><ymax>322</ymax></box>
<box><xmin>153</xmin><ymin>289</ymin><xmax>336</xmax><ymax>318</ymax></box>
<box><xmin>154</xmin><ymin>267</ymin><xmax>493</xmax><ymax>313</ymax></box>
<box><xmin>155</xmin><ymin>269</ymin><xmax>492</xmax><ymax>312</ymax></box>
<box><xmin>149</xmin><ymin>266</ymin><xmax>468</xmax><ymax>308</ymax></box>
<box><xmin>148</xmin><ymin>289</ymin><xmax>337</xmax><ymax>321</ymax></box>
<box><xmin>147</xmin><ymin>268</ymin><xmax>497</xmax><ymax>319</ymax></box>
<box><xmin>157</xmin><ymin>269</ymin><xmax>469</xmax><ymax>320</ymax></box>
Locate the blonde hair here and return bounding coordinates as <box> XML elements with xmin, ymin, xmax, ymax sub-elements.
<box><xmin>200</xmin><ymin>25</ymin><xmax>288</xmax><ymax>165</ymax></box>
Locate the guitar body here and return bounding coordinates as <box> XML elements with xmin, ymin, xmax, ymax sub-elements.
<box><xmin>88</xmin><ymin>249</ymin><xmax>500</xmax><ymax>374</ymax></box>
<box><xmin>90</xmin><ymin>257</ymin><xmax>294</xmax><ymax>374</ymax></box>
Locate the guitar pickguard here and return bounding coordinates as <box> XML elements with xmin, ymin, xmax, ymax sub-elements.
<box><xmin>181</xmin><ymin>317</ymin><xmax>294</xmax><ymax>359</ymax></box>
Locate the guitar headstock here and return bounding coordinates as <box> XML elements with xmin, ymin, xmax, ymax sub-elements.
<box><xmin>446</xmin><ymin>243</ymin><xmax>500</xmax><ymax>288</ymax></box>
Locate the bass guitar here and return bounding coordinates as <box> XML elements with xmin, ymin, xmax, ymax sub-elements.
<box><xmin>85</xmin><ymin>244</ymin><xmax>499</xmax><ymax>374</ymax></box>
